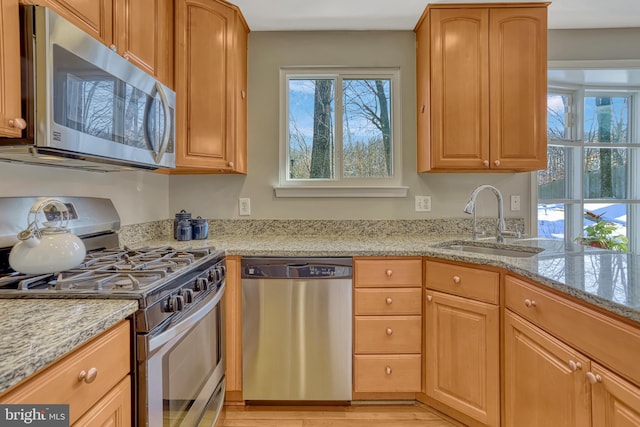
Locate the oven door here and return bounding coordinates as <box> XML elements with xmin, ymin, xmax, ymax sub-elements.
<box><xmin>138</xmin><ymin>283</ymin><xmax>225</xmax><ymax>427</ymax></box>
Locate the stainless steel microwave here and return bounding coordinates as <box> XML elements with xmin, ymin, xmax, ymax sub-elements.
<box><xmin>0</xmin><ymin>6</ymin><xmax>176</xmax><ymax>172</ymax></box>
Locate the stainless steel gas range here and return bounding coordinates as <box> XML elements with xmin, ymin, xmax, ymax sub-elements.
<box><xmin>0</xmin><ymin>197</ymin><xmax>226</xmax><ymax>427</ymax></box>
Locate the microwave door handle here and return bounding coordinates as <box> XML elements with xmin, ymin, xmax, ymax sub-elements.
<box><xmin>152</xmin><ymin>81</ymin><xmax>171</xmax><ymax>164</ymax></box>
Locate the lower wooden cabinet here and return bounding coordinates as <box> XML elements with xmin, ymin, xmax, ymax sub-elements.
<box><xmin>353</xmin><ymin>257</ymin><xmax>423</xmax><ymax>396</ymax></box>
<box><xmin>0</xmin><ymin>320</ymin><xmax>132</xmax><ymax>426</ymax></box>
<box><xmin>425</xmin><ymin>289</ymin><xmax>500</xmax><ymax>427</ymax></box>
<box><xmin>591</xmin><ymin>362</ymin><xmax>640</xmax><ymax>426</ymax></box>
<box><xmin>504</xmin><ymin>310</ymin><xmax>591</xmax><ymax>426</ymax></box>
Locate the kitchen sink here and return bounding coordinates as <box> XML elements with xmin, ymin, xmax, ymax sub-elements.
<box><xmin>436</xmin><ymin>241</ymin><xmax>544</xmax><ymax>258</ymax></box>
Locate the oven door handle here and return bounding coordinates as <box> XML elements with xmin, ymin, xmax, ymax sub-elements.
<box><xmin>148</xmin><ymin>281</ymin><xmax>225</xmax><ymax>353</ymax></box>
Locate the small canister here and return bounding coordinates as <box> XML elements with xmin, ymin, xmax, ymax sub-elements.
<box><xmin>173</xmin><ymin>210</ymin><xmax>192</xmax><ymax>239</ymax></box>
<box><xmin>176</xmin><ymin>219</ymin><xmax>192</xmax><ymax>241</ymax></box>
<box><xmin>192</xmin><ymin>216</ymin><xmax>209</xmax><ymax>240</ymax></box>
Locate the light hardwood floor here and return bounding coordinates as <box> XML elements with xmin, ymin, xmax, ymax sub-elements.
<box><xmin>220</xmin><ymin>404</ymin><xmax>459</xmax><ymax>427</ymax></box>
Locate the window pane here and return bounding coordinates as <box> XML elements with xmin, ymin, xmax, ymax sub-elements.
<box><xmin>581</xmin><ymin>203</ymin><xmax>628</xmax><ymax>251</ymax></box>
<box><xmin>547</xmin><ymin>94</ymin><xmax>571</xmax><ymax>140</ymax></box>
<box><xmin>342</xmin><ymin>79</ymin><xmax>391</xmax><ymax>178</ymax></box>
<box><xmin>538</xmin><ymin>203</ymin><xmax>566</xmax><ymax>239</ymax></box>
<box><xmin>538</xmin><ymin>145</ymin><xmax>578</xmax><ymax>199</ymax></box>
<box><xmin>583</xmin><ymin>147</ymin><xmax>635</xmax><ymax>199</ymax></box>
<box><xmin>583</xmin><ymin>96</ymin><xmax>629</xmax><ymax>144</ymax></box>
<box><xmin>288</xmin><ymin>79</ymin><xmax>335</xmax><ymax>180</ymax></box>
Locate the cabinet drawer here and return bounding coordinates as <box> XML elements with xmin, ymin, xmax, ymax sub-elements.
<box><xmin>354</xmin><ymin>354</ymin><xmax>421</xmax><ymax>392</ymax></box>
<box><xmin>355</xmin><ymin>288</ymin><xmax>422</xmax><ymax>315</ymax></box>
<box><xmin>355</xmin><ymin>258</ymin><xmax>422</xmax><ymax>288</ymax></box>
<box><xmin>0</xmin><ymin>320</ymin><xmax>131</xmax><ymax>424</ymax></box>
<box><xmin>355</xmin><ymin>316</ymin><xmax>421</xmax><ymax>354</ymax></box>
<box><xmin>425</xmin><ymin>260</ymin><xmax>499</xmax><ymax>304</ymax></box>
<box><xmin>505</xmin><ymin>275</ymin><xmax>640</xmax><ymax>385</ymax></box>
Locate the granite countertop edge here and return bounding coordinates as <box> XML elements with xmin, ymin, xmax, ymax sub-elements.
<box><xmin>0</xmin><ymin>299</ymin><xmax>138</xmax><ymax>395</ymax></box>
<box><xmin>135</xmin><ymin>234</ymin><xmax>640</xmax><ymax>324</ymax></box>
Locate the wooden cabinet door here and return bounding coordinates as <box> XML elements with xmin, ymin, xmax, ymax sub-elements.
<box><xmin>504</xmin><ymin>311</ymin><xmax>591</xmax><ymax>427</ymax></box>
<box><xmin>175</xmin><ymin>0</ymin><xmax>236</xmax><ymax>171</ymax></box>
<box><xmin>429</xmin><ymin>8</ymin><xmax>489</xmax><ymax>171</ymax></box>
<box><xmin>73</xmin><ymin>376</ymin><xmax>131</xmax><ymax>427</ymax></box>
<box><xmin>231</xmin><ymin>11</ymin><xmax>248</xmax><ymax>174</ymax></box>
<box><xmin>0</xmin><ymin>0</ymin><xmax>23</xmax><ymax>137</ymax></box>
<box><xmin>45</xmin><ymin>0</ymin><xmax>114</xmax><ymax>46</ymax></box>
<box><xmin>489</xmin><ymin>7</ymin><xmax>547</xmax><ymax>171</ymax></box>
<box><xmin>591</xmin><ymin>363</ymin><xmax>640</xmax><ymax>427</ymax></box>
<box><xmin>425</xmin><ymin>290</ymin><xmax>499</xmax><ymax>426</ymax></box>
<box><xmin>115</xmin><ymin>0</ymin><xmax>173</xmax><ymax>87</ymax></box>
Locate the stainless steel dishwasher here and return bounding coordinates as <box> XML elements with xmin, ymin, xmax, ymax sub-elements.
<box><xmin>241</xmin><ymin>257</ymin><xmax>352</xmax><ymax>402</ymax></box>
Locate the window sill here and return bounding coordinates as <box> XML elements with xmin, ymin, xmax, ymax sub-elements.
<box><xmin>274</xmin><ymin>186</ymin><xmax>409</xmax><ymax>198</ymax></box>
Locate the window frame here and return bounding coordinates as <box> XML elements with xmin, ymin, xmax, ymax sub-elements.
<box><xmin>536</xmin><ymin>78</ymin><xmax>640</xmax><ymax>253</ymax></box>
<box><xmin>276</xmin><ymin>67</ymin><xmax>406</xmax><ymax>198</ymax></box>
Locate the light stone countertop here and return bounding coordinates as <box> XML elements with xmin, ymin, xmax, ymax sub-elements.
<box><xmin>0</xmin><ymin>299</ymin><xmax>138</xmax><ymax>394</ymax></box>
<box><xmin>136</xmin><ymin>233</ymin><xmax>640</xmax><ymax>324</ymax></box>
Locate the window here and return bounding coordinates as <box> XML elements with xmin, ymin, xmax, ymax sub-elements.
<box><xmin>277</xmin><ymin>68</ymin><xmax>405</xmax><ymax>197</ymax></box>
<box><xmin>537</xmin><ymin>79</ymin><xmax>640</xmax><ymax>253</ymax></box>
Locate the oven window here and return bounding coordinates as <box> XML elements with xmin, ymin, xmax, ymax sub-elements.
<box><xmin>163</xmin><ymin>305</ymin><xmax>222</xmax><ymax>426</ymax></box>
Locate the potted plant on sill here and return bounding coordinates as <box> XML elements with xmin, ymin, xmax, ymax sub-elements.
<box><xmin>576</xmin><ymin>211</ymin><xmax>628</xmax><ymax>252</ymax></box>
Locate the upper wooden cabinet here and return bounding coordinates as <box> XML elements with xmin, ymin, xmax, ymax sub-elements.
<box><xmin>171</xmin><ymin>0</ymin><xmax>248</xmax><ymax>174</ymax></box>
<box><xmin>415</xmin><ymin>3</ymin><xmax>548</xmax><ymax>172</ymax></box>
<box><xmin>34</xmin><ymin>0</ymin><xmax>173</xmax><ymax>87</ymax></box>
<box><xmin>0</xmin><ymin>0</ymin><xmax>25</xmax><ymax>137</ymax></box>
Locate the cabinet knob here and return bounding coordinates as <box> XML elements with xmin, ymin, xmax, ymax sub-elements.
<box><xmin>228</xmin><ymin>161</ymin><xmax>234</xmax><ymax>168</ymax></box>
<box><xmin>452</xmin><ymin>275</ymin><xmax>461</xmax><ymax>284</ymax></box>
<box><xmin>386</xmin><ymin>327</ymin><xmax>393</xmax><ymax>336</ymax></box>
<box><xmin>427</xmin><ymin>295</ymin><xmax>433</xmax><ymax>302</ymax></box>
<box><xmin>483</xmin><ymin>160</ymin><xmax>489</xmax><ymax>168</ymax></box>
<box><xmin>8</xmin><ymin>118</ymin><xmax>26</xmax><ymax>130</ymax></box>
<box><xmin>385</xmin><ymin>297</ymin><xmax>393</xmax><ymax>305</ymax></box>
<box><xmin>109</xmin><ymin>44</ymin><xmax>117</xmax><ymax>51</ymax></box>
<box><xmin>568</xmin><ymin>360</ymin><xmax>582</xmax><ymax>372</ymax></box>
<box><xmin>78</xmin><ymin>367</ymin><xmax>98</xmax><ymax>384</ymax></box>
<box><xmin>385</xmin><ymin>269</ymin><xmax>393</xmax><ymax>277</ymax></box>
<box><xmin>586</xmin><ymin>372</ymin><xmax>602</xmax><ymax>384</ymax></box>
<box><xmin>524</xmin><ymin>299</ymin><xmax>537</xmax><ymax>308</ymax></box>
<box><xmin>385</xmin><ymin>366</ymin><xmax>392</xmax><ymax>375</ymax></box>
<box><xmin>494</xmin><ymin>160</ymin><xmax>501</xmax><ymax>167</ymax></box>
<box><xmin>241</xmin><ymin>90</ymin><xmax>246</xmax><ymax>99</ymax></box>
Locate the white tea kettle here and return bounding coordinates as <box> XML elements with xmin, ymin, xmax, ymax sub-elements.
<box><xmin>9</xmin><ymin>198</ymin><xmax>86</xmax><ymax>274</ymax></box>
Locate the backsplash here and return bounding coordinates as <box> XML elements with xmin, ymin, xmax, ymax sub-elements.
<box><xmin>119</xmin><ymin>218</ymin><xmax>526</xmax><ymax>247</ymax></box>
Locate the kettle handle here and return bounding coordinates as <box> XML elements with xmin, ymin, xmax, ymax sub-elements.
<box><xmin>27</xmin><ymin>198</ymin><xmax>71</xmax><ymax>232</ymax></box>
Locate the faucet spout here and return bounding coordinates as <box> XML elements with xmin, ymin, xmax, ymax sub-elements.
<box><xmin>463</xmin><ymin>185</ymin><xmax>506</xmax><ymax>242</ymax></box>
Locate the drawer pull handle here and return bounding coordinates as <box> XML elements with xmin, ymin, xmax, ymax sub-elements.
<box><xmin>386</xmin><ymin>297</ymin><xmax>393</xmax><ymax>305</ymax></box>
<box><xmin>385</xmin><ymin>366</ymin><xmax>392</xmax><ymax>375</ymax></box>
<box><xmin>78</xmin><ymin>367</ymin><xmax>98</xmax><ymax>384</ymax></box>
<box><xmin>586</xmin><ymin>372</ymin><xmax>602</xmax><ymax>384</ymax></box>
<box><xmin>452</xmin><ymin>276</ymin><xmax>461</xmax><ymax>284</ymax></box>
<box><xmin>568</xmin><ymin>360</ymin><xmax>582</xmax><ymax>372</ymax></box>
<box><xmin>385</xmin><ymin>269</ymin><xmax>393</xmax><ymax>277</ymax></box>
<box><xmin>524</xmin><ymin>299</ymin><xmax>537</xmax><ymax>308</ymax></box>
<box><xmin>386</xmin><ymin>327</ymin><xmax>393</xmax><ymax>336</ymax></box>
<box><xmin>427</xmin><ymin>295</ymin><xmax>433</xmax><ymax>302</ymax></box>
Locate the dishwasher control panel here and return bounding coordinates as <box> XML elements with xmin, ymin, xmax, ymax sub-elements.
<box><xmin>242</xmin><ymin>257</ymin><xmax>352</xmax><ymax>279</ymax></box>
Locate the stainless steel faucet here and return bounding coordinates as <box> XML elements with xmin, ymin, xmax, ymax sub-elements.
<box><xmin>464</xmin><ymin>185</ymin><xmax>507</xmax><ymax>243</ymax></box>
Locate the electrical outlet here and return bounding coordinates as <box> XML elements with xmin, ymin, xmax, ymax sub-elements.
<box><xmin>239</xmin><ymin>198</ymin><xmax>251</xmax><ymax>216</ymax></box>
<box><xmin>510</xmin><ymin>195</ymin><xmax>521</xmax><ymax>212</ymax></box>
<box><xmin>415</xmin><ymin>196</ymin><xmax>432</xmax><ymax>212</ymax></box>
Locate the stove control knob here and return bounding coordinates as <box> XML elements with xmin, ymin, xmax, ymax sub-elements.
<box><xmin>209</xmin><ymin>269</ymin><xmax>219</xmax><ymax>282</ymax></box>
<box><xmin>167</xmin><ymin>295</ymin><xmax>185</xmax><ymax>312</ymax></box>
<box><xmin>195</xmin><ymin>277</ymin><xmax>209</xmax><ymax>292</ymax></box>
<box><xmin>180</xmin><ymin>288</ymin><xmax>194</xmax><ymax>304</ymax></box>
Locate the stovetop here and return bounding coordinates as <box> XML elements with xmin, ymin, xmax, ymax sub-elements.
<box><xmin>0</xmin><ymin>246</ymin><xmax>221</xmax><ymax>300</ymax></box>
